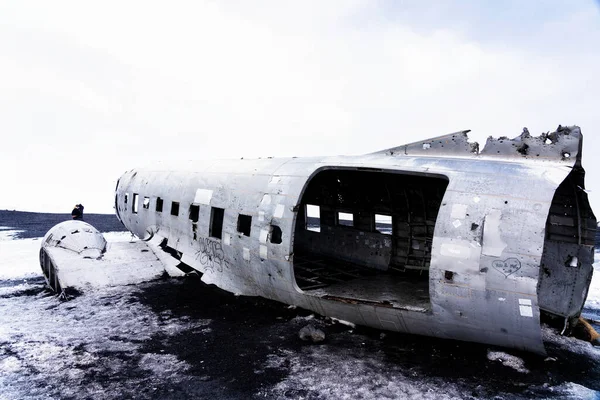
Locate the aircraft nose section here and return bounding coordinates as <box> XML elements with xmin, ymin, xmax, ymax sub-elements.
<box><xmin>42</xmin><ymin>220</ymin><xmax>107</xmax><ymax>258</ymax></box>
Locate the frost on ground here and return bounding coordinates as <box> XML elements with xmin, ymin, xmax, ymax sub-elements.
<box><xmin>550</xmin><ymin>382</ymin><xmax>598</xmax><ymax>400</ymax></box>
<box><xmin>0</xmin><ymin>282</ymin><xmax>207</xmax><ymax>400</ymax></box>
<box><xmin>265</xmin><ymin>346</ymin><xmax>466</xmax><ymax>400</ymax></box>
<box><xmin>0</xmin><ymin>232</ymin><xmax>207</xmax><ymax>399</ymax></box>
<box><xmin>138</xmin><ymin>352</ymin><xmax>190</xmax><ymax>378</ymax></box>
<box><xmin>1</xmin><ymin>234</ymin><xmax>599</xmax><ymax>399</ymax></box>
<box><xmin>261</xmin><ymin>334</ymin><xmax>600</xmax><ymax>400</ymax></box>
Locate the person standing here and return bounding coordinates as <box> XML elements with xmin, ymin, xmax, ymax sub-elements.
<box><xmin>71</xmin><ymin>204</ymin><xmax>84</xmax><ymax>220</ymax></box>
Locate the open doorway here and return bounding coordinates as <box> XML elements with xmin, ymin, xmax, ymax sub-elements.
<box><xmin>293</xmin><ymin>168</ymin><xmax>448</xmax><ymax>312</ymax></box>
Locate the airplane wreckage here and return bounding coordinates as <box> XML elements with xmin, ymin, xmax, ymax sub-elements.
<box><xmin>40</xmin><ymin>125</ymin><xmax>597</xmax><ymax>354</ymax></box>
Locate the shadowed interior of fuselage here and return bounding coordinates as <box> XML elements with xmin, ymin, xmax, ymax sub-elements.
<box><xmin>293</xmin><ymin>169</ymin><xmax>449</xmax><ymax>311</ymax></box>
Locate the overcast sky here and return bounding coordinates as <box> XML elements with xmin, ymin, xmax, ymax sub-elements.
<box><xmin>1</xmin><ymin>0</ymin><xmax>599</xmax><ymax>215</ymax></box>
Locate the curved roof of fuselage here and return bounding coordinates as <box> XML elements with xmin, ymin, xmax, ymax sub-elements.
<box><xmin>121</xmin><ymin>151</ymin><xmax>574</xmax><ymax>193</ymax></box>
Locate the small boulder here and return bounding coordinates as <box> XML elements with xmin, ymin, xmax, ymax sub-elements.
<box><xmin>299</xmin><ymin>325</ymin><xmax>326</xmax><ymax>343</ymax></box>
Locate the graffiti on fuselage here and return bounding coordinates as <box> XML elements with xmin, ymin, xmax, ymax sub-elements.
<box><xmin>195</xmin><ymin>237</ymin><xmax>231</xmax><ymax>273</ymax></box>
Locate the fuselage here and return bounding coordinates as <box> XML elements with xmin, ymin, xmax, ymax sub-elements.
<box><xmin>115</xmin><ymin>127</ymin><xmax>596</xmax><ymax>353</ymax></box>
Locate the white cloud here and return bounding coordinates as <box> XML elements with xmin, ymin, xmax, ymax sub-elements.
<box><xmin>0</xmin><ymin>1</ymin><xmax>599</xmax><ymax>213</ymax></box>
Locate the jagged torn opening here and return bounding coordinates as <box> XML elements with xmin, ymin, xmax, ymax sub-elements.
<box><xmin>292</xmin><ymin>168</ymin><xmax>448</xmax><ymax>312</ymax></box>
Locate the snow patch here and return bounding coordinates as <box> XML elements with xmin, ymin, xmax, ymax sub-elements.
<box><xmin>542</xmin><ymin>325</ymin><xmax>600</xmax><ymax>357</ymax></box>
<box><xmin>0</xmin><ymin>237</ymin><xmax>44</xmax><ymax>279</ymax></box>
<box><xmin>103</xmin><ymin>231</ymin><xmax>138</xmax><ymax>242</ymax></box>
<box><xmin>0</xmin><ymin>356</ymin><xmax>22</xmax><ymax>373</ymax></box>
<box><xmin>331</xmin><ymin>317</ymin><xmax>356</xmax><ymax>328</ymax></box>
<box><xmin>138</xmin><ymin>353</ymin><xmax>190</xmax><ymax>378</ymax></box>
<box><xmin>487</xmin><ymin>350</ymin><xmax>529</xmax><ymax>373</ymax></box>
<box><xmin>0</xmin><ymin>282</ymin><xmax>208</xmax><ymax>399</ymax></box>
<box><xmin>0</xmin><ymin>282</ymin><xmax>37</xmax><ymax>297</ymax></box>
<box><xmin>266</xmin><ymin>347</ymin><xmax>467</xmax><ymax>400</ymax></box>
<box><xmin>293</xmin><ymin>314</ymin><xmax>315</xmax><ymax>321</ymax></box>
<box><xmin>0</xmin><ymin>229</ymin><xmax>25</xmax><ymax>241</ymax></box>
<box><xmin>549</xmin><ymin>382</ymin><xmax>598</xmax><ymax>400</ymax></box>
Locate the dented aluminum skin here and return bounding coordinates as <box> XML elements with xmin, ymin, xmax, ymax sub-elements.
<box><xmin>115</xmin><ymin>126</ymin><xmax>596</xmax><ymax>354</ymax></box>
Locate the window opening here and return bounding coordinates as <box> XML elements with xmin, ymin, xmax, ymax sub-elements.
<box><xmin>171</xmin><ymin>201</ymin><xmax>180</xmax><ymax>216</ymax></box>
<box><xmin>132</xmin><ymin>193</ymin><xmax>139</xmax><ymax>214</ymax></box>
<box><xmin>270</xmin><ymin>225</ymin><xmax>282</xmax><ymax>244</ymax></box>
<box><xmin>237</xmin><ymin>214</ymin><xmax>252</xmax><ymax>236</ymax></box>
<box><xmin>306</xmin><ymin>204</ymin><xmax>321</xmax><ymax>232</ymax></box>
<box><xmin>375</xmin><ymin>214</ymin><xmax>392</xmax><ymax>235</ymax></box>
<box><xmin>189</xmin><ymin>204</ymin><xmax>200</xmax><ymax>222</ymax></box>
<box><xmin>210</xmin><ymin>207</ymin><xmax>225</xmax><ymax>239</ymax></box>
<box><xmin>143</xmin><ymin>197</ymin><xmax>150</xmax><ymax>210</ymax></box>
<box><xmin>337</xmin><ymin>212</ymin><xmax>354</xmax><ymax>227</ymax></box>
<box><xmin>156</xmin><ymin>197</ymin><xmax>163</xmax><ymax>212</ymax></box>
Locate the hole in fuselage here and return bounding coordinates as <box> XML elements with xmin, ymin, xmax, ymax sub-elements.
<box><xmin>538</xmin><ymin>167</ymin><xmax>596</xmax><ymax>324</ymax></box>
<box><xmin>292</xmin><ymin>168</ymin><xmax>448</xmax><ymax>312</ymax></box>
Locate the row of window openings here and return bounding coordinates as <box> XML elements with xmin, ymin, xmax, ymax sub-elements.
<box><xmin>125</xmin><ymin>193</ymin><xmax>281</xmax><ymax>244</ymax></box>
<box><xmin>305</xmin><ymin>204</ymin><xmax>392</xmax><ymax>235</ymax></box>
